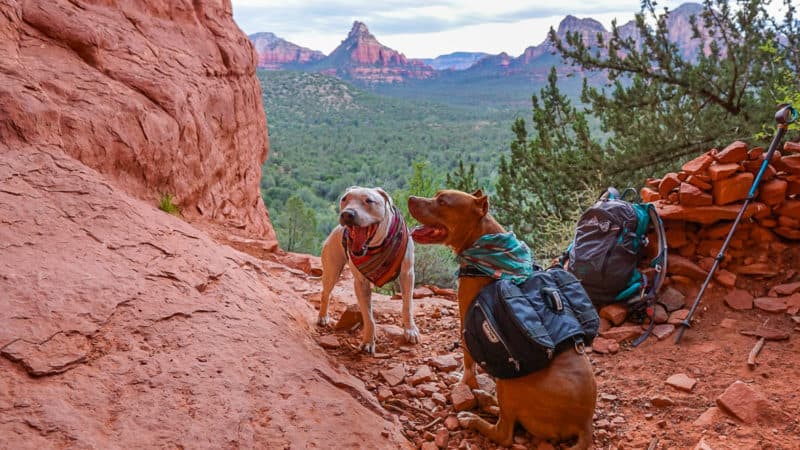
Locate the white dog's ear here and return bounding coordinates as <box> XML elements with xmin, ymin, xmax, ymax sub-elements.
<box><xmin>375</xmin><ymin>187</ymin><xmax>393</xmax><ymax>207</ymax></box>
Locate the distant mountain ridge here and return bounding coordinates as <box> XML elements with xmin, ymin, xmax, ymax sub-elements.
<box><xmin>421</xmin><ymin>52</ymin><xmax>490</xmax><ymax>70</ymax></box>
<box><xmin>249</xmin><ymin>2</ymin><xmax>710</xmax><ymax>84</ymax></box>
<box><xmin>249</xmin><ymin>32</ymin><xmax>325</xmax><ymax>69</ymax></box>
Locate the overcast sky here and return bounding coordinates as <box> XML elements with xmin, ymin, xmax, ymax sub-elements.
<box><xmin>231</xmin><ymin>0</ymin><xmax>691</xmax><ymax>58</ymax></box>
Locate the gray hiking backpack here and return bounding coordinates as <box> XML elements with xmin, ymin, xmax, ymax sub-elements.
<box><xmin>562</xmin><ymin>188</ymin><xmax>668</xmax><ymax>321</ymax></box>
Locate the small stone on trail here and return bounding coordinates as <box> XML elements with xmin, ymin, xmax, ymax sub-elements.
<box><xmin>659</xmin><ymin>287</ymin><xmax>686</xmax><ymax>312</ymax></box>
<box><xmin>590</xmin><ymin>337</ymin><xmax>620</xmax><ymax>354</ymax></box>
<box><xmin>714</xmin><ymin>269</ymin><xmax>737</xmax><ymax>288</ymax></box>
<box><xmin>667</xmin><ymin>309</ymin><xmax>690</xmax><ymax>325</ymax></box>
<box><xmin>720</xmin><ymin>318</ymin><xmax>737</xmax><ymax>328</ymax></box>
<box><xmin>334</xmin><ymin>303</ymin><xmax>363</xmax><ymax>330</ymax></box>
<box><xmin>434</xmin><ymin>428</ymin><xmax>449</xmax><ymax>448</ymax></box>
<box><xmin>381</xmin><ymin>364</ymin><xmax>406</xmax><ymax>387</ymax></box>
<box><xmin>666</xmin><ymin>373</ymin><xmax>697</xmax><ymax>392</ymax></box>
<box><xmin>693</xmin><ymin>406</ymin><xmax>722</xmax><ymax>427</ymax></box>
<box><xmin>716</xmin><ymin>380</ymin><xmax>774</xmax><ymax>423</ymax></box>
<box><xmin>600</xmin><ymin>325</ymin><xmax>642</xmax><ymax>342</ymax></box>
<box><xmin>724</xmin><ymin>289</ymin><xmax>754</xmax><ymax>310</ymax></box>
<box><xmin>651</xmin><ymin>396</ymin><xmax>674</xmax><ymax>407</ymax></box>
<box><xmin>421</xmin><ymin>441</ymin><xmax>438</xmax><ymax>450</ymax></box>
<box><xmin>317</xmin><ymin>335</ymin><xmax>340</xmax><ymax>349</ymax></box>
<box><xmin>377</xmin><ymin>387</ymin><xmax>393</xmax><ymax>401</ymax></box>
<box><xmin>693</xmin><ymin>438</ymin><xmax>714</xmax><ymax>450</ymax></box>
<box><xmin>444</xmin><ymin>415</ymin><xmax>460</xmax><ymax>431</ymax></box>
<box><xmin>753</xmin><ymin>297</ymin><xmax>788</xmax><ymax>313</ymax></box>
<box><xmin>599</xmin><ymin>303</ymin><xmax>628</xmax><ymax>326</ymax></box>
<box><xmin>451</xmin><ymin>384</ymin><xmax>476</xmax><ymax>411</ymax></box>
<box><xmin>652</xmin><ymin>324</ymin><xmax>676</xmax><ymax>340</ymax></box>
<box><xmin>408</xmin><ymin>365</ymin><xmax>434</xmax><ymax>386</ymax></box>
<box><xmin>429</xmin><ymin>354</ymin><xmax>459</xmax><ymax>372</ymax></box>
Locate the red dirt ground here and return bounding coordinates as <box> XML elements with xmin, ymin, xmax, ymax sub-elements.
<box><xmin>302</xmin><ymin>267</ymin><xmax>800</xmax><ymax>450</ymax></box>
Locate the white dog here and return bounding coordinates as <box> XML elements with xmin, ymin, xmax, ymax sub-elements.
<box><xmin>318</xmin><ymin>186</ymin><xmax>420</xmax><ymax>353</ymax></box>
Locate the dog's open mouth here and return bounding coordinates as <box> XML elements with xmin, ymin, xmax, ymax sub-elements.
<box><xmin>411</xmin><ymin>224</ymin><xmax>447</xmax><ymax>244</ymax></box>
<box><xmin>346</xmin><ymin>223</ymin><xmax>378</xmax><ymax>254</ymax></box>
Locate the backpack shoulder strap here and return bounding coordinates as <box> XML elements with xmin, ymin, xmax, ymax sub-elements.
<box><xmin>645</xmin><ymin>203</ymin><xmax>668</xmax><ymax>296</ymax></box>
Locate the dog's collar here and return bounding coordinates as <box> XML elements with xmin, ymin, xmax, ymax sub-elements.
<box><xmin>343</xmin><ymin>206</ymin><xmax>409</xmax><ymax>287</ymax></box>
<box><xmin>456</xmin><ymin>232</ymin><xmax>534</xmax><ymax>285</ymax></box>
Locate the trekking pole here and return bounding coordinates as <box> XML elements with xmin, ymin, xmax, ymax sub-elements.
<box><xmin>674</xmin><ymin>104</ymin><xmax>798</xmax><ymax>344</ymax></box>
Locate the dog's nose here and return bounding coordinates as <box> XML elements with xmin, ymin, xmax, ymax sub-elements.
<box><xmin>340</xmin><ymin>209</ymin><xmax>356</xmax><ymax>225</ymax></box>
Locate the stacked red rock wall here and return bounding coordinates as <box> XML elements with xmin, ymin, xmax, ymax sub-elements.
<box><xmin>642</xmin><ymin>140</ymin><xmax>800</xmax><ymax>290</ymax></box>
<box><xmin>0</xmin><ymin>0</ymin><xmax>276</xmax><ymax>244</ymax></box>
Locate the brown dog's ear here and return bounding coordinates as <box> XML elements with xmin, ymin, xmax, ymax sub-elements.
<box><xmin>475</xmin><ymin>193</ymin><xmax>489</xmax><ymax>217</ymax></box>
<box><xmin>471</xmin><ymin>188</ymin><xmax>484</xmax><ymax>197</ymax></box>
<box><xmin>375</xmin><ymin>187</ymin><xmax>394</xmax><ymax>208</ymax></box>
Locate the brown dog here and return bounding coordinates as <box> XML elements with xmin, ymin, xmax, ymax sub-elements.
<box><xmin>408</xmin><ymin>189</ymin><xmax>596</xmax><ymax>449</ymax></box>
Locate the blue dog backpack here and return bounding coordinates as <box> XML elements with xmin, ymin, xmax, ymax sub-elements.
<box><xmin>463</xmin><ymin>267</ymin><xmax>599</xmax><ymax>379</ymax></box>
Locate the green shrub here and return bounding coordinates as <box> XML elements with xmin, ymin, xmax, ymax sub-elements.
<box><xmin>158</xmin><ymin>193</ymin><xmax>180</xmax><ymax>216</ymax></box>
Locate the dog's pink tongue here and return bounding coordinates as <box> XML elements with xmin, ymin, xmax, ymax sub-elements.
<box><xmin>348</xmin><ymin>225</ymin><xmax>371</xmax><ymax>253</ymax></box>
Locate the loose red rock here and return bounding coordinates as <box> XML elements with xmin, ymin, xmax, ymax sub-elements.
<box><xmin>665</xmin><ymin>373</ymin><xmax>697</xmax><ymax>392</ymax></box>
<box><xmin>724</xmin><ymin>289</ymin><xmax>753</xmax><ymax>310</ymax></box>
<box><xmin>713</xmin><ymin>172</ymin><xmax>754</xmax><ymax>205</ymax></box>
<box><xmin>715</xmin><ymin>141</ymin><xmax>748</xmax><ymax>164</ymax></box>
<box><xmin>716</xmin><ymin>380</ymin><xmax>773</xmax><ymax>423</ymax></box>
<box><xmin>450</xmin><ymin>384</ymin><xmax>477</xmax><ymax>412</ymax></box>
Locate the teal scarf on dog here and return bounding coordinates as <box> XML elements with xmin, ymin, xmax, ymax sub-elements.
<box><xmin>457</xmin><ymin>232</ymin><xmax>534</xmax><ymax>284</ymax></box>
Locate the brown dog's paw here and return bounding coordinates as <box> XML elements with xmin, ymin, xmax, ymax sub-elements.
<box><xmin>457</xmin><ymin>411</ymin><xmax>479</xmax><ymax>429</ymax></box>
<box><xmin>359</xmin><ymin>340</ymin><xmax>376</xmax><ymax>355</ymax></box>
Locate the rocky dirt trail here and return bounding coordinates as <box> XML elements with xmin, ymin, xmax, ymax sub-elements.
<box><xmin>291</xmin><ymin>262</ymin><xmax>800</xmax><ymax>450</ymax></box>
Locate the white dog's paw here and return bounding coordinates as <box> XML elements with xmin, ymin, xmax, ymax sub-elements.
<box><xmin>457</xmin><ymin>411</ymin><xmax>479</xmax><ymax>429</ymax></box>
<box><xmin>317</xmin><ymin>315</ymin><xmax>332</xmax><ymax>327</ymax></box>
<box><xmin>359</xmin><ymin>340</ymin><xmax>376</xmax><ymax>355</ymax></box>
<box><xmin>403</xmin><ymin>325</ymin><xmax>420</xmax><ymax>344</ymax></box>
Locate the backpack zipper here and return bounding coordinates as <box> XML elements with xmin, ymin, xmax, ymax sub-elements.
<box><xmin>475</xmin><ymin>302</ymin><xmax>520</xmax><ymax>372</ymax></box>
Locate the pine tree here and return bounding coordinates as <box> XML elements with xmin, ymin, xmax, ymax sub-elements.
<box><xmin>446</xmin><ymin>160</ymin><xmax>479</xmax><ymax>192</ymax></box>
<box><xmin>494</xmin><ymin>67</ymin><xmax>608</xmax><ymax>259</ymax></box>
<box><xmin>276</xmin><ymin>195</ymin><xmax>318</xmax><ymax>253</ymax></box>
<box><xmin>550</xmin><ymin>0</ymin><xmax>799</xmax><ymax>173</ymax></box>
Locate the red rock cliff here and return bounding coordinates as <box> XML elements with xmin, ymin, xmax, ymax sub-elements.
<box><xmin>0</xmin><ymin>0</ymin><xmax>275</xmax><ymax>243</ymax></box>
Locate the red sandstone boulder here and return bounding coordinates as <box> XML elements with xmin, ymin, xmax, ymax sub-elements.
<box><xmin>785</xmin><ymin>141</ymin><xmax>800</xmax><ymax>153</ymax></box>
<box><xmin>786</xmin><ymin>176</ymin><xmax>800</xmax><ymax>195</ymax></box>
<box><xmin>708</xmin><ymin>163</ymin><xmax>740</xmax><ymax>181</ymax></box>
<box><xmin>641</xmin><ymin>188</ymin><xmax>661</xmax><ymax>203</ymax></box>
<box><xmin>0</xmin><ymin>0</ymin><xmax>276</xmax><ymax>244</ymax></box>
<box><xmin>679</xmin><ymin>183</ymin><xmax>712</xmax><ymax>206</ymax></box>
<box><xmin>682</xmin><ymin>154</ymin><xmax>714</xmax><ymax>175</ymax></box>
<box><xmin>655</xmin><ymin>201</ymin><xmax>768</xmax><ymax>224</ymax></box>
<box><xmin>686</xmin><ymin>175</ymin><xmax>712</xmax><ymax>191</ymax></box>
<box><xmin>775</xmin><ymin>199</ymin><xmax>800</xmax><ymax>220</ymax></box>
<box><xmin>758</xmin><ymin>178</ymin><xmax>788</xmax><ymax>205</ymax></box>
<box><xmin>779</xmin><ymin>154</ymin><xmax>800</xmax><ymax>174</ymax></box>
<box><xmin>659</xmin><ymin>173</ymin><xmax>681</xmax><ymax>198</ymax></box>
<box><xmin>667</xmin><ymin>255</ymin><xmax>707</xmax><ymax>281</ymax></box>
<box><xmin>715</xmin><ymin>141</ymin><xmax>748</xmax><ymax>164</ymax></box>
<box><xmin>713</xmin><ymin>172</ymin><xmax>754</xmax><ymax>205</ymax></box>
